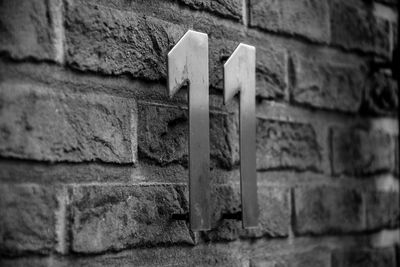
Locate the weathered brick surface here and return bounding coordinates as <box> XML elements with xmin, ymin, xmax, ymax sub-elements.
<box><xmin>249</xmin><ymin>0</ymin><xmax>330</xmax><ymax>42</ymax></box>
<box><xmin>210</xmin><ymin>39</ymin><xmax>288</xmax><ymax>99</ymax></box>
<box><xmin>138</xmin><ymin>104</ymin><xmax>238</xmax><ymax>169</ymax></box>
<box><xmin>0</xmin><ymin>82</ymin><xmax>137</xmax><ymax>163</ymax></box>
<box><xmin>255</xmin><ymin>46</ymin><xmax>288</xmax><ymax>99</ymax></box>
<box><xmin>376</xmin><ymin>0</ymin><xmax>398</xmax><ymax>6</ymax></box>
<box><xmin>0</xmin><ymin>257</ymin><xmax>50</xmax><ymax>267</ymax></box>
<box><xmin>247</xmin><ymin>186</ymin><xmax>290</xmax><ymax>238</ymax></box>
<box><xmin>256</xmin><ymin>119</ymin><xmax>322</xmax><ymax>171</ymax></box>
<box><xmin>201</xmin><ymin>186</ymin><xmax>242</xmax><ymax>241</ymax></box>
<box><xmin>362</xmin><ymin>70</ymin><xmax>398</xmax><ymax>116</ymax></box>
<box><xmin>203</xmin><ymin>185</ymin><xmax>290</xmax><ymax>241</ymax></box>
<box><xmin>65</xmin><ymin>0</ymin><xmax>184</xmax><ymax>80</ymax></box>
<box><xmin>0</xmin><ymin>0</ymin><xmax>61</xmax><ymax>61</ymax></box>
<box><xmin>70</xmin><ymin>184</ymin><xmax>193</xmax><ymax>253</ymax></box>
<box><xmin>178</xmin><ymin>0</ymin><xmax>242</xmax><ymax>20</ymax></box>
<box><xmin>393</xmin><ymin>22</ymin><xmax>398</xmax><ymax>52</ymax></box>
<box><xmin>0</xmin><ymin>0</ymin><xmax>398</xmax><ymax>264</ymax></box>
<box><xmin>330</xmin><ymin>0</ymin><xmax>391</xmax><ymax>56</ymax></box>
<box><xmin>293</xmin><ymin>186</ymin><xmax>364</xmax><ymax>235</ymax></box>
<box><xmin>0</xmin><ymin>160</ymin><xmax>134</xmax><ymax>184</ymax></box>
<box><xmin>83</xmin><ymin>0</ymin><xmax>242</xmax><ymax>42</ymax></box>
<box><xmin>0</xmin><ymin>184</ymin><xmax>56</xmax><ymax>255</ymax></box>
<box><xmin>332</xmin><ymin>247</ymin><xmax>397</xmax><ymax>267</ymax></box>
<box><xmin>331</xmin><ymin>127</ymin><xmax>395</xmax><ymax>176</ymax></box>
<box><xmin>66</xmin><ymin>0</ymin><xmax>287</xmax><ymax>100</ymax></box>
<box><xmin>251</xmin><ymin>250</ymin><xmax>330</xmax><ymax>267</ymax></box>
<box><xmin>0</xmin><ymin>245</ymin><xmax>245</xmax><ymax>267</ymax></box>
<box><xmin>395</xmin><ymin>137</ymin><xmax>399</xmax><ymax>176</ymax></box>
<box><xmin>365</xmin><ymin>191</ymin><xmax>400</xmax><ymax>230</ymax></box>
<box><xmin>291</xmin><ymin>55</ymin><xmax>364</xmax><ymax>112</ymax></box>
<box><xmin>91</xmin><ymin>0</ymin><xmax>242</xmax><ymax>22</ymax></box>
<box><xmin>54</xmin><ymin>246</ymin><xmax>243</xmax><ymax>267</ymax></box>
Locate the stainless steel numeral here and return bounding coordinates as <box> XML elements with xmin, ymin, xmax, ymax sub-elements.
<box><xmin>168</xmin><ymin>30</ymin><xmax>211</xmax><ymax>231</ymax></box>
<box><xmin>224</xmin><ymin>43</ymin><xmax>259</xmax><ymax>228</ymax></box>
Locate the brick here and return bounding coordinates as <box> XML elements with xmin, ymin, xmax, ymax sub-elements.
<box><xmin>138</xmin><ymin>104</ymin><xmax>238</xmax><ymax>169</ymax></box>
<box><xmin>178</xmin><ymin>0</ymin><xmax>242</xmax><ymax>20</ymax></box>
<box><xmin>365</xmin><ymin>191</ymin><xmax>400</xmax><ymax>230</ymax></box>
<box><xmin>65</xmin><ymin>0</ymin><xmax>184</xmax><ymax>80</ymax></box>
<box><xmin>393</xmin><ymin>22</ymin><xmax>398</xmax><ymax>55</ymax></box>
<box><xmin>83</xmin><ymin>0</ymin><xmax>243</xmax><ymax>42</ymax></box>
<box><xmin>255</xmin><ymin>46</ymin><xmax>288</xmax><ymax>99</ymax></box>
<box><xmin>293</xmin><ymin>186</ymin><xmax>364</xmax><ymax>235</ymax></box>
<box><xmin>209</xmin><ymin>39</ymin><xmax>238</xmax><ymax>93</ymax></box>
<box><xmin>332</xmin><ymin>247</ymin><xmax>396</xmax><ymax>267</ymax></box>
<box><xmin>331</xmin><ymin>127</ymin><xmax>395</xmax><ymax>176</ymax></box>
<box><xmin>88</xmin><ymin>0</ymin><xmax>241</xmax><ymax>21</ymax></box>
<box><xmin>256</xmin><ymin>119</ymin><xmax>322</xmax><ymax>171</ymax></box>
<box><xmin>202</xmin><ymin>185</ymin><xmax>290</xmax><ymax>241</ymax></box>
<box><xmin>65</xmin><ymin>0</ymin><xmax>287</xmax><ymax>99</ymax></box>
<box><xmin>376</xmin><ymin>0</ymin><xmax>398</xmax><ymax>6</ymax></box>
<box><xmin>201</xmin><ymin>186</ymin><xmax>241</xmax><ymax>241</ymax></box>
<box><xmin>0</xmin><ymin>257</ymin><xmax>50</xmax><ymax>267</ymax></box>
<box><xmin>210</xmin><ymin>39</ymin><xmax>288</xmax><ymax>99</ymax></box>
<box><xmin>0</xmin><ymin>184</ymin><xmax>56</xmax><ymax>255</ymax></box>
<box><xmin>0</xmin><ymin>82</ymin><xmax>137</xmax><ymax>163</ymax></box>
<box><xmin>330</xmin><ymin>0</ymin><xmax>391</xmax><ymax>56</ymax></box>
<box><xmin>291</xmin><ymin>55</ymin><xmax>364</xmax><ymax>112</ymax></box>
<box><xmin>243</xmin><ymin>186</ymin><xmax>290</xmax><ymax>238</ymax></box>
<box><xmin>251</xmin><ymin>249</ymin><xmax>330</xmax><ymax>267</ymax></box>
<box><xmin>0</xmin><ymin>0</ymin><xmax>62</xmax><ymax>61</ymax></box>
<box><xmin>362</xmin><ymin>70</ymin><xmax>398</xmax><ymax>116</ymax></box>
<box><xmin>249</xmin><ymin>0</ymin><xmax>330</xmax><ymax>42</ymax></box>
<box><xmin>395</xmin><ymin>137</ymin><xmax>399</xmax><ymax>176</ymax></box>
<box><xmin>66</xmin><ymin>1</ymin><xmax>287</xmax><ymax>99</ymax></box>
<box><xmin>70</xmin><ymin>184</ymin><xmax>193</xmax><ymax>253</ymax></box>
<box><xmin>0</xmin><ymin>161</ymin><xmax>134</xmax><ymax>184</ymax></box>
<box><xmin>53</xmin><ymin>246</ymin><xmax>243</xmax><ymax>267</ymax></box>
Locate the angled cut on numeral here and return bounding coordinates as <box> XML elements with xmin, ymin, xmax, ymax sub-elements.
<box><xmin>224</xmin><ymin>43</ymin><xmax>259</xmax><ymax>229</ymax></box>
<box><xmin>168</xmin><ymin>30</ymin><xmax>211</xmax><ymax>231</ymax></box>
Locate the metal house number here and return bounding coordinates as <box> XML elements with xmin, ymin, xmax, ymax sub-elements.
<box><xmin>168</xmin><ymin>30</ymin><xmax>259</xmax><ymax>231</ymax></box>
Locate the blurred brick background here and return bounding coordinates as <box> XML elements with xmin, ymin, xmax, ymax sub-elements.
<box><xmin>0</xmin><ymin>0</ymin><xmax>399</xmax><ymax>266</ymax></box>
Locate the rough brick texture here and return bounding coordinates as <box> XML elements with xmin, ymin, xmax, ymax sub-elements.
<box><xmin>251</xmin><ymin>249</ymin><xmax>330</xmax><ymax>267</ymax></box>
<box><xmin>70</xmin><ymin>184</ymin><xmax>192</xmax><ymax>253</ymax></box>
<box><xmin>0</xmin><ymin>0</ymin><xmax>398</xmax><ymax>265</ymax></box>
<box><xmin>0</xmin><ymin>257</ymin><xmax>51</xmax><ymax>267</ymax></box>
<box><xmin>209</xmin><ymin>39</ymin><xmax>288</xmax><ymax>99</ymax></box>
<box><xmin>203</xmin><ymin>185</ymin><xmax>290</xmax><ymax>241</ymax></box>
<box><xmin>365</xmin><ymin>191</ymin><xmax>400</xmax><ymax>230</ymax></box>
<box><xmin>293</xmin><ymin>186</ymin><xmax>364</xmax><ymax>235</ymax></box>
<box><xmin>376</xmin><ymin>0</ymin><xmax>397</xmax><ymax>6</ymax></box>
<box><xmin>330</xmin><ymin>0</ymin><xmax>391</xmax><ymax>56</ymax></box>
<box><xmin>362</xmin><ymin>70</ymin><xmax>399</xmax><ymax>116</ymax></box>
<box><xmin>331</xmin><ymin>127</ymin><xmax>395</xmax><ymax>176</ymax></box>
<box><xmin>0</xmin><ymin>82</ymin><xmax>137</xmax><ymax>163</ymax></box>
<box><xmin>66</xmin><ymin>0</ymin><xmax>288</xmax><ymax>100</ymax></box>
<box><xmin>0</xmin><ymin>0</ymin><xmax>62</xmax><ymax>61</ymax></box>
<box><xmin>395</xmin><ymin>137</ymin><xmax>399</xmax><ymax>176</ymax></box>
<box><xmin>249</xmin><ymin>0</ymin><xmax>330</xmax><ymax>42</ymax></box>
<box><xmin>65</xmin><ymin>0</ymin><xmax>184</xmax><ymax>80</ymax></box>
<box><xmin>138</xmin><ymin>104</ymin><xmax>238</xmax><ymax>169</ymax></box>
<box><xmin>291</xmin><ymin>55</ymin><xmax>364</xmax><ymax>112</ymax></box>
<box><xmin>178</xmin><ymin>0</ymin><xmax>242</xmax><ymax>20</ymax></box>
<box><xmin>256</xmin><ymin>119</ymin><xmax>322</xmax><ymax>171</ymax></box>
<box><xmin>332</xmin><ymin>247</ymin><xmax>397</xmax><ymax>267</ymax></box>
<box><xmin>0</xmin><ymin>184</ymin><xmax>56</xmax><ymax>255</ymax></box>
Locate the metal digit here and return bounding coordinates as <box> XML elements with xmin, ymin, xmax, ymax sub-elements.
<box><xmin>224</xmin><ymin>43</ymin><xmax>259</xmax><ymax>228</ymax></box>
<box><xmin>168</xmin><ymin>30</ymin><xmax>211</xmax><ymax>231</ymax></box>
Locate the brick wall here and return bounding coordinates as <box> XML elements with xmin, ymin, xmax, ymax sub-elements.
<box><xmin>0</xmin><ymin>0</ymin><xmax>398</xmax><ymax>266</ymax></box>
